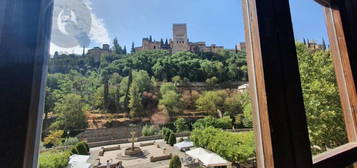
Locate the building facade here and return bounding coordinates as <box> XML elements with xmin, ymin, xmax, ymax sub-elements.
<box><xmin>135</xmin><ymin>24</ymin><xmax>227</xmax><ymax>54</ymax></box>
<box><xmin>87</xmin><ymin>44</ymin><xmax>111</xmax><ymax>61</ymax></box>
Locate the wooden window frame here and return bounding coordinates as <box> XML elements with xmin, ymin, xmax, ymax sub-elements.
<box><xmin>243</xmin><ymin>0</ymin><xmax>357</xmax><ymax>167</ymax></box>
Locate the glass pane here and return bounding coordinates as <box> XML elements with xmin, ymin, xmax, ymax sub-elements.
<box><xmin>289</xmin><ymin>0</ymin><xmax>348</xmax><ymax>155</ymax></box>
<box><xmin>40</xmin><ymin>0</ymin><xmax>256</xmax><ymax>167</ymax></box>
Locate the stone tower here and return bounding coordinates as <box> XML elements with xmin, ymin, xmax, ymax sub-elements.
<box><xmin>172</xmin><ymin>24</ymin><xmax>190</xmax><ymax>53</ymax></box>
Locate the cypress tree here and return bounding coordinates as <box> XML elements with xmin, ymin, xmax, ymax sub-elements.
<box><xmin>160</xmin><ymin>38</ymin><xmax>164</xmax><ymax>48</ymax></box>
<box><xmin>123</xmin><ymin>69</ymin><xmax>132</xmax><ymax>113</ymax></box>
<box><xmin>131</xmin><ymin>42</ymin><xmax>136</xmax><ymax>53</ymax></box>
<box><xmin>165</xmin><ymin>39</ymin><xmax>169</xmax><ymax>47</ymax></box>
<box><xmin>169</xmin><ymin>155</ymin><xmax>181</xmax><ymax>168</ymax></box>
<box><xmin>322</xmin><ymin>38</ymin><xmax>327</xmax><ymax>50</ymax></box>
<box><xmin>123</xmin><ymin>45</ymin><xmax>127</xmax><ymax>54</ymax></box>
<box><xmin>168</xmin><ymin>132</ymin><xmax>176</xmax><ymax>146</ymax></box>
<box><xmin>113</xmin><ymin>38</ymin><xmax>123</xmax><ymax>54</ymax></box>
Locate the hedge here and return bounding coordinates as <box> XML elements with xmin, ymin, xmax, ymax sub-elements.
<box><xmin>190</xmin><ymin>127</ymin><xmax>255</xmax><ymax>163</ymax></box>
<box><xmin>39</xmin><ymin>150</ymin><xmax>71</xmax><ymax>168</ymax></box>
<box><xmin>39</xmin><ymin>141</ymin><xmax>90</xmax><ymax>168</ymax></box>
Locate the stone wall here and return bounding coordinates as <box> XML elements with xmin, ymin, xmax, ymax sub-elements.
<box><xmin>86</xmin><ymin>132</ymin><xmax>191</xmax><ymax>148</ymax></box>
<box><xmin>76</xmin><ymin>126</ymin><xmax>144</xmax><ymax>143</ymax></box>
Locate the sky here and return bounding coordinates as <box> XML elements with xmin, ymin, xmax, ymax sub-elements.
<box><xmin>50</xmin><ymin>0</ymin><xmax>329</xmax><ymax>54</ymax></box>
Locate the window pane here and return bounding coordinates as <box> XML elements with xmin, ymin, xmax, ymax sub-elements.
<box><xmin>40</xmin><ymin>0</ymin><xmax>256</xmax><ymax>167</ymax></box>
<box><xmin>289</xmin><ymin>0</ymin><xmax>348</xmax><ymax>155</ymax></box>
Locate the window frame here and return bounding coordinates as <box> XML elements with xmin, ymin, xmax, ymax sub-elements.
<box><xmin>242</xmin><ymin>0</ymin><xmax>357</xmax><ymax>167</ymax></box>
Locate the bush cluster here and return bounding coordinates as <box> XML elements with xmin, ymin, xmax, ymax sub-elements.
<box><xmin>190</xmin><ymin>127</ymin><xmax>255</xmax><ymax>163</ymax></box>
<box><xmin>43</xmin><ymin>130</ymin><xmax>64</xmax><ymax>148</ymax></box>
<box><xmin>169</xmin><ymin>155</ymin><xmax>182</xmax><ymax>168</ymax></box>
<box><xmin>192</xmin><ymin>116</ymin><xmax>232</xmax><ymax>129</ymax></box>
<box><xmin>174</xmin><ymin>118</ymin><xmax>189</xmax><ymax>132</ymax></box>
<box><xmin>162</xmin><ymin>128</ymin><xmax>176</xmax><ymax>146</ymax></box>
<box><xmin>39</xmin><ymin>150</ymin><xmax>71</xmax><ymax>168</ymax></box>
<box><xmin>70</xmin><ymin>141</ymin><xmax>90</xmax><ymax>155</ymax></box>
<box><xmin>141</xmin><ymin>125</ymin><xmax>156</xmax><ymax>136</ymax></box>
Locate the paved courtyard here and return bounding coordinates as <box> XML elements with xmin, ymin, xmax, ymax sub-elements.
<box><xmin>90</xmin><ymin>139</ymin><xmax>189</xmax><ymax>168</ymax></box>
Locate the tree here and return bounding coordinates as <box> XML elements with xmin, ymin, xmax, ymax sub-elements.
<box><xmin>131</xmin><ymin>42</ymin><xmax>135</xmax><ymax>53</ymax></box>
<box><xmin>196</xmin><ymin>91</ymin><xmax>226</xmax><ymax>116</ymax></box>
<box><xmin>168</xmin><ymin>132</ymin><xmax>177</xmax><ymax>146</ymax></box>
<box><xmin>159</xmin><ymin>82</ymin><xmax>182</xmax><ymax>115</ymax></box>
<box><xmin>128</xmin><ymin>81</ymin><xmax>143</xmax><ymax>118</ymax></box>
<box><xmin>102</xmin><ymin>69</ymin><xmax>110</xmax><ymax>110</ymax></box>
<box><xmin>241</xmin><ymin>102</ymin><xmax>253</xmax><ymax>127</ymax></box>
<box><xmin>174</xmin><ymin>118</ymin><xmax>188</xmax><ymax>132</ymax></box>
<box><xmin>110</xmin><ymin>73</ymin><xmax>122</xmax><ymax>113</ymax></box>
<box><xmin>123</xmin><ymin>45</ymin><xmax>127</xmax><ymax>54</ymax></box>
<box><xmin>164</xmin><ymin>130</ymin><xmax>172</xmax><ymax>142</ymax></box>
<box><xmin>165</xmin><ymin>39</ymin><xmax>169</xmax><ymax>48</ymax></box>
<box><xmin>297</xmin><ymin>43</ymin><xmax>347</xmax><ymax>153</ymax></box>
<box><xmin>123</xmin><ymin>69</ymin><xmax>132</xmax><ymax>113</ymax></box>
<box><xmin>44</xmin><ymin>87</ymin><xmax>56</xmax><ymax>120</ymax></box>
<box><xmin>169</xmin><ymin>155</ymin><xmax>181</xmax><ymax>168</ymax></box>
<box><xmin>160</xmin><ymin>82</ymin><xmax>177</xmax><ymax>95</ymax></box>
<box><xmin>113</xmin><ymin>38</ymin><xmax>123</xmax><ymax>54</ymax></box>
<box><xmin>54</xmin><ymin>94</ymin><xmax>88</xmax><ymax>131</ymax></box>
<box><xmin>160</xmin><ymin>38</ymin><xmax>164</xmax><ymax>47</ymax></box>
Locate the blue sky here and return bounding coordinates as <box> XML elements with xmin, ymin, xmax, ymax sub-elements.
<box><xmin>51</xmin><ymin>0</ymin><xmax>329</xmax><ymax>53</ymax></box>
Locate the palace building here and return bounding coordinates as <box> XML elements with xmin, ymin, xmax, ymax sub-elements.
<box><xmin>135</xmin><ymin>24</ymin><xmax>226</xmax><ymax>54</ymax></box>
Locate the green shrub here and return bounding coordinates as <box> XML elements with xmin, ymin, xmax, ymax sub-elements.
<box><xmin>169</xmin><ymin>155</ymin><xmax>182</xmax><ymax>168</ymax></box>
<box><xmin>192</xmin><ymin>116</ymin><xmax>216</xmax><ymax>129</ymax></box>
<box><xmin>62</xmin><ymin>137</ymin><xmax>79</xmax><ymax>146</ymax></box>
<box><xmin>168</xmin><ymin>132</ymin><xmax>176</xmax><ymax>146</ymax></box>
<box><xmin>174</xmin><ymin>118</ymin><xmax>189</xmax><ymax>132</ymax></box>
<box><xmin>75</xmin><ymin>142</ymin><xmax>89</xmax><ymax>155</ymax></box>
<box><xmin>164</xmin><ymin>130</ymin><xmax>173</xmax><ymax>143</ymax></box>
<box><xmin>70</xmin><ymin>147</ymin><xmax>79</xmax><ymax>155</ymax></box>
<box><xmin>215</xmin><ymin>116</ymin><xmax>233</xmax><ymax>129</ymax></box>
<box><xmin>83</xmin><ymin>142</ymin><xmax>90</xmax><ymax>152</ymax></box>
<box><xmin>142</xmin><ymin>125</ymin><xmax>156</xmax><ymax>136</ymax></box>
<box><xmin>193</xmin><ymin>116</ymin><xmax>233</xmax><ymax>129</ymax></box>
<box><xmin>191</xmin><ymin>127</ymin><xmax>255</xmax><ymax>163</ymax></box>
<box><xmin>43</xmin><ymin>130</ymin><xmax>64</xmax><ymax>148</ymax></box>
<box><xmin>39</xmin><ymin>150</ymin><xmax>71</xmax><ymax>168</ymax></box>
<box><xmin>161</xmin><ymin>127</ymin><xmax>171</xmax><ymax>137</ymax></box>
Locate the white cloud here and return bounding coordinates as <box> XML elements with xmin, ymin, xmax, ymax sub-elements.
<box><xmin>50</xmin><ymin>0</ymin><xmax>110</xmax><ymax>55</ymax></box>
<box><xmin>89</xmin><ymin>14</ymin><xmax>111</xmax><ymax>45</ymax></box>
<box><xmin>50</xmin><ymin>43</ymin><xmax>88</xmax><ymax>55</ymax></box>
